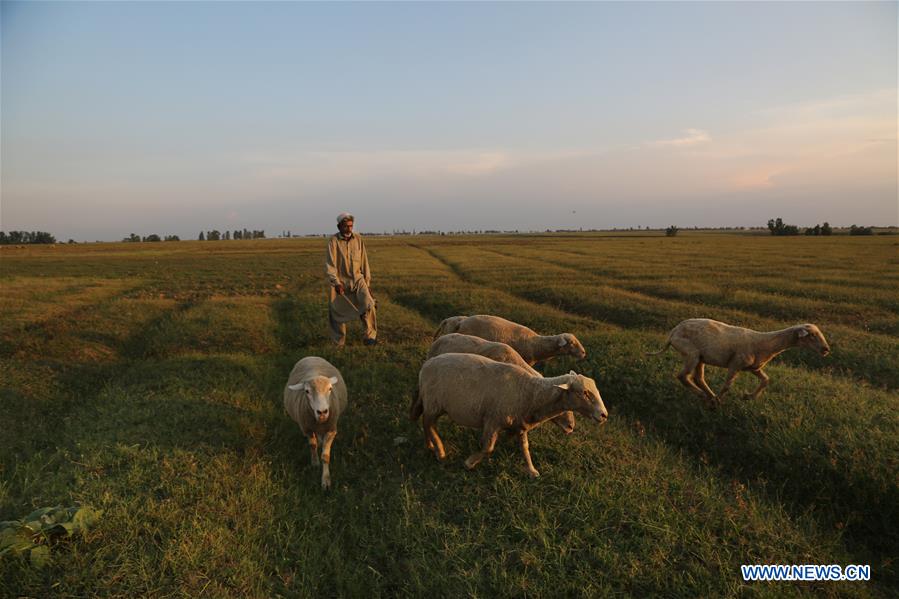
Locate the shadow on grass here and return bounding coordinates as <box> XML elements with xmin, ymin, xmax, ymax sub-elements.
<box><xmin>271</xmin><ymin>295</ymin><xmax>329</xmax><ymax>353</ymax></box>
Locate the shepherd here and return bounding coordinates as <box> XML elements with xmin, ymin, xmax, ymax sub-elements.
<box><xmin>325</xmin><ymin>212</ymin><xmax>378</xmax><ymax>346</ymax></box>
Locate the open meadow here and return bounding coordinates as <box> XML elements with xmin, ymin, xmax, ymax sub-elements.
<box><xmin>1</xmin><ymin>233</ymin><xmax>897</xmax><ymax>597</ymax></box>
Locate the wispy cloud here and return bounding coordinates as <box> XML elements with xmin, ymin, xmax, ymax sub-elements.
<box><xmin>239</xmin><ymin>148</ymin><xmax>595</xmax><ymax>187</ymax></box>
<box><xmin>648</xmin><ymin>128</ymin><xmax>711</xmax><ymax>147</ymax></box>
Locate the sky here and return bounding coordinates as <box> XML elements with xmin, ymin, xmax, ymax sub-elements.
<box><xmin>1</xmin><ymin>1</ymin><xmax>896</xmax><ymax>241</ymax></box>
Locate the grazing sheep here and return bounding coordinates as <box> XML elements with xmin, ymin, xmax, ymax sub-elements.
<box><xmin>284</xmin><ymin>356</ymin><xmax>348</xmax><ymax>490</ymax></box>
<box><xmin>434</xmin><ymin>314</ymin><xmax>587</xmax><ymax>366</ymax></box>
<box><xmin>647</xmin><ymin>319</ymin><xmax>831</xmax><ymax>406</ymax></box>
<box><xmin>409</xmin><ymin>353</ymin><xmax>608</xmax><ymax>477</ymax></box>
<box><xmin>427</xmin><ymin>333</ymin><xmax>576</xmax><ymax>434</ymax></box>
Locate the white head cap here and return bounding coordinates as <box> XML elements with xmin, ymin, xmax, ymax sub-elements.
<box><xmin>337</xmin><ymin>212</ymin><xmax>354</xmax><ymax>224</ymax></box>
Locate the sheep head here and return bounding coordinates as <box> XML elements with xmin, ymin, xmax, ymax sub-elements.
<box><xmin>557</xmin><ymin>334</ymin><xmax>587</xmax><ymax>360</ymax></box>
<box><xmin>795</xmin><ymin>324</ymin><xmax>830</xmax><ymax>357</ymax></box>
<box><xmin>289</xmin><ymin>375</ymin><xmax>339</xmax><ymax>422</ymax></box>
<box><xmin>556</xmin><ymin>371</ymin><xmax>607</xmax><ymax>424</ymax></box>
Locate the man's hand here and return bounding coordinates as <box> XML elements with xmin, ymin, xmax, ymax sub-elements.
<box><xmin>334</xmin><ymin>283</ymin><xmax>345</xmax><ymax>295</ymax></box>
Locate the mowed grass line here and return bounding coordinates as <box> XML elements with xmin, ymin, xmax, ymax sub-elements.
<box><xmin>0</xmin><ymin>236</ymin><xmax>895</xmax><ymax>596</ymax></box>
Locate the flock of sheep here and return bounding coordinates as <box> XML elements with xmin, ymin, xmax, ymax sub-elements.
<box><xmin>284</xmin><ymin>315</ymin><xmax>831</xmax><ymax>489</ymax></box>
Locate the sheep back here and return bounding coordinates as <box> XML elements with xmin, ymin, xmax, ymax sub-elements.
<box><xmin>427</xmin><ymin>333</ymin><xmax>539</xmax><ymax>375</ymax></box>
<box><xmin>418</xmin><ymin>353</ymin><xmax>545</xmax><ymax>429</ymax></box>
<box><xmin>451</xmin><ymin>315</ymin><xmax>539</xmax><ymax>345</ymax></box>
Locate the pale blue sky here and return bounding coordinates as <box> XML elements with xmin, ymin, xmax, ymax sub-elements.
<box><xmin>2</xmin><ymin>1</ymin><xmax>896</xmax><ymax>240</ymax></box>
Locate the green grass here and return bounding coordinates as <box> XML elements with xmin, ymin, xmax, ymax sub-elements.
<box><xmin>1</xmin><ymin>234</ymin><xmax>897</xmax><ymax>597</ymax></box>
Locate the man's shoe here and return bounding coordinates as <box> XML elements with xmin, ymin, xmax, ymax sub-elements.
<box><xmin>363</xmin><ymin>338</ymin><xmax>378</xmax><ymax>346</ymax></box>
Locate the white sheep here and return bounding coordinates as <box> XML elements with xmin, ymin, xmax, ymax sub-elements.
<box><xmin>284</xmin><ymin>356</ymin><xmax>348</xmax><ymax>490</ymax></box>
<box><xmin>427</xmin><ymin>333</ymin><xmax>576</xmax><ymax>434</ymax></box>
<box><xmin>410</xmin><ymin>353</ymin><xmax>608</xmax><ymax>477</ymax></box>
<box><xmin>434</xmin><ymin>314</ymin><xmax>587</xmax><ymax>366</ymax></box>
<box><xmin>647</xmin><ymin>318</ymin><xmax>831</xmax><ymax>406</ymax></box>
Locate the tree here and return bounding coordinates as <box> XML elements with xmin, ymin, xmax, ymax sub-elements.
<box><xmin>198</xmin><ymin>231</ymin><xmax>205</xmax><ymax>241</ymax></box>
<box><xmin>164</xmin><ymin>235</ymin><xmax>180</xmax><ymax>241</ymax></box>
<box><xmin>0</xmin><ymin>231</ymin><xmax>56</xmax><ymax>244</ymax></box>
<box><xmin>665</xmin><ymin>225</ymin><xmax>678</xmax><ymax>237</ymax></box>
<box><xmin>123</xmin><ymin>233</ymin><xmax>141</xmax><ymax>242</ymax></box>
<box><xmin>849</xmin><ymin>224</ymin><xmax>873</xmax><ymax>236</ymax></box>
<box><xmin>143</xmin><ymin>234</ymin><xmax>161</xmax><ymax>242</ymax></box>
<box><xmin>207</xmin><ymin>230</ymin><xmax>221</xmax><ymax>241</ymax></box>
<box><xmin>767</xmin><ymin>218</ymin><xmax>800</xmax><ymax>236</ymax></box>
<box><xmin>224</xmin><ymin>231</ymin><xmax>230</xmax><ymax>240</ymax></box>
<box><xmin>821</xmin><ymin>222</ymin><xmax>832</xmax><ymax>236</ymax></box>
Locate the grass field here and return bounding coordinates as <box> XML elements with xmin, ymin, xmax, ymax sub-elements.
<box><xmin>1</xmin><ymin>233</ymin><xmax>897</xmax><ymax>597</ymax></box>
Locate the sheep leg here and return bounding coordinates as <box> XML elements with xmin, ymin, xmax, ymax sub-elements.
<box><xmin>716</xmin><ymin>366</ymin><xmax>740</xmax><ymax>402</ymax></box>
<box><xmin>320</xmin><ymin>430</ymin><xmax>337</xmax><ymax>490</ymax></box>
<box><xmin>464</xmin><ymin>428</ymin><xmax>499</xmax><ymax>470</ymax></box>
<box><xmin>677</xmin><ymin>354</ymin><xmax>707</xmax><ymax>399</ymax></box>
<box><xmin>308</xmin><ymin>434</ymin><xmax>320</xmax><ymax>467</ymax></box>
<box><xmin>692</xmin><ymin>363</ymin><xmax>717</xmax><ymax>401</ymax></box>
<box><xmin>518</xmin><ymin>431</ymin><xmax>540</xmax><ymax>478</ymax></box>
<box><xmin>422</xmin><ymin>413</ymin><xmax>446</xmax><ymax>460</ymax></box>
<box><xmin>745</xmin><ymin>369</ymin><xmax>769</xmax><ymax>400</ymax></box>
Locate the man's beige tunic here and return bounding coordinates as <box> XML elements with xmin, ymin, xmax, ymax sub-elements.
<box><xmin>325</xmin><ymin>233</ymin><xmax>376</xmax><ymax>340</ymax></box>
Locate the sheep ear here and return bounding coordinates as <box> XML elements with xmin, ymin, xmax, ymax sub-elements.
<box><xmin>288</xmin><ymin>383</ymin><xmax>304</xmax><ymax>391</ymax></box>
<box><xmin>555</xmin><ymin>383</ymin><xmax>570</xmax><ymax>390</ymax></box>
<box><xmin>328</xmin><ymin>376</ymin><xmax>339</xmax><ymax>385</ymax></box>
<box><xmin>569</xmin><ymin>370</ymin><xmax>577</xmax><ymax>376</ymax></box>
<box><xmin>558</xmin><ymin>337</ymin><xmax>568</xmax><ymax>347</ymax></box>
<box><xmin>797</xmin><ymin>329</ymin><xmax>809</xmax><ymax>338</ymax></box>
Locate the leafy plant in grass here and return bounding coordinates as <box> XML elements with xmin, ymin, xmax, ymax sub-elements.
<box><xmin>0</xmin><ymin>506</ymin><xmax>102</xmax><ymax>568</ymax></box>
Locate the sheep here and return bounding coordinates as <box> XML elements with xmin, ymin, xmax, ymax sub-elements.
<box><xmin>433</xmin><ymin>314</ymin><xmax>587</xmax><ymax>367</ymax></box>
<box><xmin>647</xmin><ymin>319</ymin><xmax>831</xmax><ymax>406</ymax></box>
<box><xmin>427</xmin><ymin>333</ymin><xmax>576</xmax><ymax>434</ymax></box>
<box><xmin>409</xmin><ymin>353</ymin><xmax>608</xmax><ymax>477</ymax></box>
<box><xmin>283</xmin><ymin>356</ymin><xmax>348</xmax><ymax>490</ymax></box>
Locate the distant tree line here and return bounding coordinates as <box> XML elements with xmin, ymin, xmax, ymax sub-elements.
<box><xmin>122</xmin><ymin>233</ymin><xmax>180</xmax><ymax>242</ymax></box>
<box><xmin>765</xmin><ymin>219</ymin><xmax>889</xmax><ymax>236</ymax></box>
<box><xmin>804</xmin><ymin>223</ymin><xmax>833</xmax><ymax>236</ymax></box>
<box><xmin>199</xmin><ymin>229</ymin><xmax>265</xmax><ymax>241</ymax></box>
<box><xmin>0</xmin><ymin>231</ymin><xmax>56</xmax><ymax>244</ymax></box>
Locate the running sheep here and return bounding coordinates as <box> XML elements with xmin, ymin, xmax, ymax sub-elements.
<box><xmin>647</xmin><ymin>318</ymin><xmax>831</xmax><ymax>406</ymax></box>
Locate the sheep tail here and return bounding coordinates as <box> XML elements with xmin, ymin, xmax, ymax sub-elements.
<box><xmin>644</xmin><ymin>341</ymin><xmax>671</xmax><ymax>356</ymax></box>
<box><xmin>409</xmin><ymin>387</ymin><xmax>424</xmax><ymax>421</ymax></box>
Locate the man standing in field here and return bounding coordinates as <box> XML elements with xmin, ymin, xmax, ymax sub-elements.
<box><xmin>325</xmin><ymin>212</ymin><xmax>378</xmax><ymax>346</ymax></box>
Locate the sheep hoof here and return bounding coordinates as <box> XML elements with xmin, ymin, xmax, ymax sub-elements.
<box><xmin>311</xmin><ymin>456</ymin><xmax>320</xmax><ymax>466</ymax></box>
<box><xmin>528</xmin><ymin>469</ymin><xmax>540</xmax><ymax>478</ymax></box>
<box><xmin>321</xmin><ymin>475</ymin><xmax>331</xmax><ymax>491</ymax></box>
